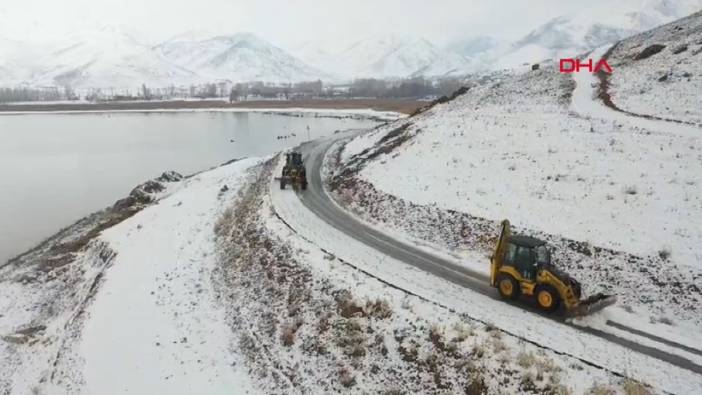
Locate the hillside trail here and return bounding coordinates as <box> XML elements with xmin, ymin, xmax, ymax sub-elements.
<box><xmin>570</xmin><ymin>44</ymin><xmax>701</xmax><ymax>137</ymax></box>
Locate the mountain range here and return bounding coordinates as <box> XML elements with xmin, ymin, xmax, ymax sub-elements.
<box><xmin>0</xmin><ymin>0</ymin><xmax>699</xmax><ymax>90</ymax></box>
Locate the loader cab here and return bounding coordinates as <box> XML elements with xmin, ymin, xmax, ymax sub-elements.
<box><xmin>503</xmin><ymin>235</ymin><xmax>550</xmax><ymax>281</ymax></box>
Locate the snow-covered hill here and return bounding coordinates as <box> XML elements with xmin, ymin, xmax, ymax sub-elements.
<box><xmin>491</xmin><ymin>0</ymin><xmax>702</xmax><ymax>69</ymax></box>
<box><xmin>31</xmin><ymin>27</ymin><xmax>196</xmax><ymax>90</ymax></box>
<box><xmin>606</xmin><ymin>10</ymin><xmax>702</xmax><ymax>124</ymax></box>
<box><xmin>155</xmin><ymin>33</ymin><xmax>328</xmax><ymax>83</ymax></box>
<box><xmin>446</xmin><ymin>36</ymin><xmax>502</xmax><ymax>58</ymax></box>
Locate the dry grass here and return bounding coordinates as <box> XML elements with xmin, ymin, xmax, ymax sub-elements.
<box><xmin>213</xmin><ymin>207</ymin><xmax>235</xmax><ymax>236</ymax></box>
<box><xmin>337</xmin><ymin>292</ymin><xmax>365</xmax><ymax>318</ymax></box>
<box><xmin>365</xmin><ymin>298</ymin><xmax>393</xmax><ymax>319</ymax></box>
<box><xmin>622</xmin><ymin>379</ymin><xmax>651</xmax><ymax>395</ymax></box>
<box><xmin>280</xmin><ymin>319</ymin><xmax>303</xmax><ymax>347</ymax></box>
<box><xmin>339</xmin><ymin>367</ymin><xmax>356</xmax><ymax>387</ymax></box>
<box><xmin>281</xmin><ymin>325</ymin><xmax>296</xmax><ymax>347</ymax></box>
<box><xmin>471</xmin><ymin>342</ymin><xmax>486</xmax><ymax>359</ymax></box>
<box><xmin>465</xmin><ymin>372</ymin><xmax>487</xmax><ymax>395</ymax></box>
<box><xmin>451</xmin><ymin>321</ymin><xmax>474</xmax><ymax>342</ymax></box>
<box><xmin>491</xmin><ymin>336</ymin><xmax>506</xmax><ymax>354</ymax></box>
<box><xmin>429</xmin><ymin>325</ymin><xmax>444</xmax><ymax>347</ymax></box>
<box><xmin>587</xmin><ymin>384</ymin><xmax>616</xmax><ymax>395</ymax></box>
<box><xmin>517</xmin><ymin>351</ymin><xmax>536</xmax><ymax>368</ymax></box>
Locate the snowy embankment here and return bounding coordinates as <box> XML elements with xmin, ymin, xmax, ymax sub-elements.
<box><xmin>0</xmin><ymin>158</ymin><xmax>262</xmax><ymax>394</ymax></box>
<box><xmin>606</xmin><ymin>10</ymin><xmax>702</xmax><ymax>124</ymax></box>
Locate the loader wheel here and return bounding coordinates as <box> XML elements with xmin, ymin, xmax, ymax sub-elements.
<box><xmin>496</xmin><ymin>274</ymin><xmax>519</xmax><ymax>300</ymax></box>
<box><xmin>535</xmin><ymin>285</ymin><xmax>560</xmax><ymax>312</ymax></box>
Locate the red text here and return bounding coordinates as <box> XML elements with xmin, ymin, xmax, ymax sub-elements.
<box><xmin>559</xmin><ymin>58</ymin><xmax>613</xmax><ymax>73</ymax></box>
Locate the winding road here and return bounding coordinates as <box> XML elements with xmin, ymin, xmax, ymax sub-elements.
<box><xmin>290</xmin><ymin>134</ymin><xmax>702</xmax><ymax>376</ymax></box>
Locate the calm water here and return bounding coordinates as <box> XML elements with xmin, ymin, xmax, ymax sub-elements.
<box><xmin>0</xmin><ymin>111</ymin><xmax>378</xmax><ymax>263</ymax></box>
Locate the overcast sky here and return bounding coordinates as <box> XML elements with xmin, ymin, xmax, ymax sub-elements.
<box><xmin>0</xmin><ymin>0</ymin><xmax>653</xmax><ymax>48</ymax></box>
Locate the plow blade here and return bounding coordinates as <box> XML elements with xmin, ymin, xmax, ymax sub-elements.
<box><xmin>570</xmin><ymin>293</ymin><xmax>617</xmax><ymax>317</ymax></box>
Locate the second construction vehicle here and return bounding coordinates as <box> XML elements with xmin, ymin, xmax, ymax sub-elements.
<box><xmin>279</xmin><ymin>151</ymin><xmax>308</xmax><ymax>190</ymax></box>
<box><xmin>490</xmin><ymin>220</ymin><xmax>615</xmax><ymax>316</ymax></box>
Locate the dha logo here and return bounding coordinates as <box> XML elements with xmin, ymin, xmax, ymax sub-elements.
<box><xmin>559</xmin><ymin>58</ymin><xmax>613</xmax><ymax>73</ymax></box>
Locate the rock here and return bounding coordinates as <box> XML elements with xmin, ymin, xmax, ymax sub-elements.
<box><xmin>531</xmin><ymin>63</ymin><xmax>540</xmax><ymax>71</ymax></box>
<box><xmin>672</xmin><ymin>44</ymin><xmax>688</xmax><ymax>55</ymax></box>
<box><xmin>139</xmin><ymin>180</ymin><xmax>165</xmax><ymax>194</ymax></box>
<box><xmin>658</xmin><ymin>74</ymin><xmax>669</xmax><ymax>82</ymax></box>
<box><xmin>635</xmin><ymin>44</ymin><xmax>666</xmax><ymax>60</ymax></box>
<box><xmin>157</xmin><ymin>171</ymin><xmax>183</xmax><ymax>183</ymax></box>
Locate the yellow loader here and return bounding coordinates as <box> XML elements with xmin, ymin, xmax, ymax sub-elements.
<box><xmin>490</xmin><ymin>220</ymin><xmax>616</xmax><ymax>316</ymax></box>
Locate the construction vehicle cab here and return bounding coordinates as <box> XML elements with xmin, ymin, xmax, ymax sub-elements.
<box><xmin>280</xmin><ymin>152</ymin><xmax>308</xmax><ymax>190</ymax></box>
<box><xmin>490</xmin><ymin>220</ymin><xmax>614</xmax><ymax>315</ymax></box>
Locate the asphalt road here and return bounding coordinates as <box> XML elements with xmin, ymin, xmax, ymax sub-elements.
<box><xmin>291</xmin><ymin>134</ymin><xmax>702</xmax><ymax>376</ymax></box>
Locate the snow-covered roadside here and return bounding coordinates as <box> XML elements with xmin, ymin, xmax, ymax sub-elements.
<box><xmin>270</xmin><ymin>153</ymin><xmax>702</xmax><ymax>394</ymax></box>
<box><xmin>1</xmin><ymin>158</ymin><xmax>263</xmax><ymax>394</ymax></box>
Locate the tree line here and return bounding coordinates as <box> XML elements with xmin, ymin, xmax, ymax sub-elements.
<box><xmin>0</xmin><ymin>76</ymin><xmax>467</xmax><ymax>104</ymax></box>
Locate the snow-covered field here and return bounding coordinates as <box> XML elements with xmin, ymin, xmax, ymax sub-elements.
<box><xmin>607</xmin><ymin>10</ymin><xmax>702</xmax><ymax>124</ymax></box>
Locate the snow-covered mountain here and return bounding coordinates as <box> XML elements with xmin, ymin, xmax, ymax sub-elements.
<box><xmin>447</xmin><ymin>36</ymin><xmax>502</xmax><ymax>58</ymax></box>
<box><xmin>491</xmin><ymin>0</ymin><xmax>702</xmax><ymax>69</ymax></box>
<box><xmin>0</xmin><ymin>38</ymin><xmax>25</xmax><ymax>85</ymax></box>
<box><xmin>329</xmin><ymin>35</ymin><xmax>472</xmax><ymax>79</ymax></box>
<box><xmin>30</xmin><ymin>27</ymin><xmax>196</xmax><ymax>90</ymax></box>
<box><xmin>1</xmin><ymin>0</ymin><xmax>700</xmax><ymax>89</ymax></box>
<box><xmin>155</xmin><ymin>33</ymin><xmax>327</xmax><ymax>83</ymax></box>
<box><xmin>0</xmin><ymin>30</ymin><xmax>326</xmax><ymax>89</ymax></box>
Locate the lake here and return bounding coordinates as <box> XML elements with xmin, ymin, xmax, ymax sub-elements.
<box><xmin>0</xmin><ymin>110</ymin><xmax>379</xmax><ymax>264</ymax></box>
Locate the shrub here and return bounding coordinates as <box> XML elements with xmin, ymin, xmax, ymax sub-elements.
<box><xmin>339</xmin><ymin>367</ymin><xmax>356</xmax><ymax>387</ymax></box>
<box><xmin>429</xmin><ymin>325</ymin><xmax>445</xmax><ymax>349</ymax></box>
<box><xmin>658</xmin><ymin>248</ymin><xmax>671</xmax><ymax>261</ymax></box>
<box><xmin>452</xmin><ymin>321</ymin><xmax>474</xmax><ymax>342</ymax></box>
<box><xmin>366</xmin><ymin>298</ymin><xmax>392</xmax><ymax>319</ymax></box>
<box><xmin>281</xmin><ymin>325</ymin><xmax>296</xmax><ymax>347</ymax></box>
<box><xmin>337</xmin><ymin>292</ymin><xmax>365</xmax><ymax>318</ymax></box>
<box><xmin>587</xmin><ymin>384</ymin><xmax>615</xmax><ymax>395</ymax></box>
<box><xmin>623</xmin><ymin>379</ymin><xmax>650</xmax><ymax>395</ymax></box>
<box><xmin>517</xmin><ymin>351</ymin><xmax>536</xmax><ymax>368</ymax></box>
<box><xmin>465</xmin><ymin>372</ymin><xmax>487</xmax><ymax>395</ymax></box>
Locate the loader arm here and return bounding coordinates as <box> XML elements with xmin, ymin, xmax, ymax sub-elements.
<box><xmin>490</xmin><ymin>220</ymin><xmax>511</xmax><ymax>287</ymax></box>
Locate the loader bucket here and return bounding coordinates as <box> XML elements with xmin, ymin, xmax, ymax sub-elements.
<box><xmin>569</xmin><ymin>293</ymin><xmax>617</xmax><ymax>317</ymax></box>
